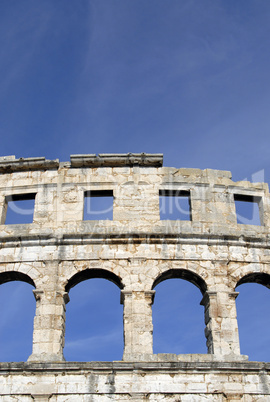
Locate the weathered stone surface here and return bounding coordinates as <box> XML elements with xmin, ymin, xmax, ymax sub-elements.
<box><xmin>0</xmin><ymin>153</ymin><xmax>269</xmax><ymax>400</ymax></box>
<box><xmin>0</xmin><ymin>362</ymin><xmax>270</xmax><ymax>400</ymax></box>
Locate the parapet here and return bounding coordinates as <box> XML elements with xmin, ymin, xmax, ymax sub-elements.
<box><xmin>0</xmin><ymin>153</ymin><xmax>269</xmax><ymax>240</ymax></box>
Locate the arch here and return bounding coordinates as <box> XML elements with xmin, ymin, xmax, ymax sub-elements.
<box><xmin>229</xmin><ymin>262</ymin><xmax>270</xmax><ymax>291</ymax></box>
<box><xmin>0</xmin><ymin>273</ymin><xmax>36</xmax><ymax>361</ymax></box>
<box><xmin>235</xmin><ymin>275</ymin><xmax>270</xmax><ymax>361</ymax></box>
<box><xmin>152</xmin><ymin>268</ymin><xmax>207</xmax><ymax>294</ymax></box>
<box><xmin>152</xmin><ymin>275</ymin><xmax>207</xmax><ymax>354</ymax></box>
<box><xmin>65</xmin><ymin>268</ymin><xmax>124</xmax><ymax>292</ymax></box>
<box><xmin>0</xmin><ymin>271</ymin><xmax>35</xmax><ymax>288</ymax></box>
<box><xmin>64</xmin><ymin>276</ymin><xmax>124</xmax><ymax>361</ymax></box>
<box><xmin>236</xmin><ymin>272</ymin><xmax>270</xmax><ymax>289</ymax></box>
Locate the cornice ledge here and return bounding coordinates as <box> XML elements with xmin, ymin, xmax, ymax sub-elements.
<box><xmin>0</xmin><ymin>157</ymin><xmax>59</xmax><ymax>173</ymax></box>
<box><xmin>70</xmin><ymin>153</ymin><xmax>163</xmax><ymax>167</ymax></box>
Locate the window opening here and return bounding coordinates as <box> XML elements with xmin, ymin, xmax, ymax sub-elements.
<box><xmin>84</xmin><ymin>190</ymin><xmax>113</xmax><ymax>220</ymax></box>
<box><xmin>5</xmin><ymin>193</ymin><xmax>36</xmax><ymax>224</ymax></box>
<box><xmin>159</xmin><ymin>190</ymin><xmax>191</xmax><ymax>220</ymax></box>
<box><xmin>0</xmin><ymin>281</ymin><xmax>35</xmax><ymax>361</ymax></box>
<box><xmin>234</xmin><ymin>194</ymin><xmax>261</xmax><ymax>225</ymax></box>
<box><xmin>152</xmin><ymin>278</ymin><xmax>206</xmax><ymax>354</ymax></box>
<box><xmin>236</xmin><ymin>282</ymin><xmax>270</xmax><ymax>361</ymax></box>
<box><xmin>64</xmin><ymin>278</ymin><xmax>123</xmax><ymax>361</ymax></box>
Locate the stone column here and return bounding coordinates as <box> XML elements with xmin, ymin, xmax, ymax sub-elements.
<box><xmin>28</xmin><ymin>289</ymin><xmax>69</xmax><ymax>362</ymax></box>
<box><xmin>201</xmin><ymin>290</ymin><xmax>241</xmax><ymax>358</ymax></box>
<box><xmin>121</xmin><ymin>290</ymin><xmax>155</xmax><ymax>360</ymax></box>
<box><xmin>0</xmin><ymin>194</ymin><xmax>7</xmax><ymax>224</ymax></box>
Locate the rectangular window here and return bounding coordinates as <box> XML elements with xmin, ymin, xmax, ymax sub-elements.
<box><xmin>5</xmin><ymin>193</ymin><xmax>36</xmax><ymax>224</ymax></box>
<box><xmin>84</xmin><ymin>190</ymin><xmax>113</xmax><ymax>220</ymax></box>
<box><xmin>234</xmin><ymin>194</ymin><xmax>262</xmax><ymax>225</ymax></box>
<box><xmin>159</xmin><ymin>190</ymin><xmax>191</xmax><ymax>221</ymax></box>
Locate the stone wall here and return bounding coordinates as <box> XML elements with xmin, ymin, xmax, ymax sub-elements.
<box><xmin>0</xmin><ymin>153</ymin><xmax>269</xmax><ymax>400</ymax></box>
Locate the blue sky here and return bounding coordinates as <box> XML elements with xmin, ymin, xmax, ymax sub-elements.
<box><xmin>0</xmin><ymin>0</ymin><xmax>270</xmax><ymax>362</ymax></box>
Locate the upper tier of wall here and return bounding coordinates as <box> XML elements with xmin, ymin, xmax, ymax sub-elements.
<box><xmin>0</xmin><ymin>153</ymin><xmax>269</xmax><ymax>242</ymax></box>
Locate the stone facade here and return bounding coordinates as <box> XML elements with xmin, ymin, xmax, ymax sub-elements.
<box><xmin>0</xmin><ymin>153</ymin><xmax>270</xmax><ymax>400</ymax></box>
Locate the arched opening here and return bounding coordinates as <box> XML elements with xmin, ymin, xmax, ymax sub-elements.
<box><xmin>64</xmin><ymin>269</ymin><xmax>124</xmax><ymax>361</ymax></box>
<box><xmin>0</xmin><ymin>272</ymin><xmax>35</xmax><ymax>362</ymax></box>
<box><xmin>152</xmin><ymin>269</ymin><xmax>207</xmax><ymax>354</ymax></box>
<box><xmin>236</xmin><ymin>273</ymin><xmax>270</xmax><ymax>361</ymax></box>
<box><xmin>65</xmin><ymin>268</ymin><xmax>123</xmax><ymax>292</ymax></box>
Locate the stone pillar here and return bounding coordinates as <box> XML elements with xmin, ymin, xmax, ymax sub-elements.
<box><xmin>28</xmin><ymin>289</ymin><xmax>69</xmax><ymax>362</ymax></box>
<box><xmin>0</xmin><ymin>194</ymin><xmax>7</xmax><ymax>224</ymax></box>
<box><xmin>201</xmin><ymin>290</ymin><xmax>241</xmax><ymax>358</ymax></box>
<box><xmin>121</xmin><ymin>290</ymin><xmax>155</xmax><ymax>360</ymax></box>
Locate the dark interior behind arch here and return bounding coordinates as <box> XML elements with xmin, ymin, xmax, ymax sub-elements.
<box><xmin>65</xmin><ymin>268</ymin><xmax>124</xmax><ymax>292</ymax></box>
<box><xmin>236</xmin><ymin>272</ymin><xmax>270</xmax><ymax>289</ymax></box>
<box><xmin>0</xmin><ymin>271</ymin><xmax>35</xmax><ymax>287</ymax></box>
<box><xmin>152</xmin><ymin>268</ymin><xmax>207</xmax><ymax>294</ymax></box>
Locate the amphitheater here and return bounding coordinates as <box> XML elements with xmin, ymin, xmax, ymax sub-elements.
<box><xmin>0</xmin><ymin>153</ymin><xmax>270</xmax><ymax>401</ymax></box>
